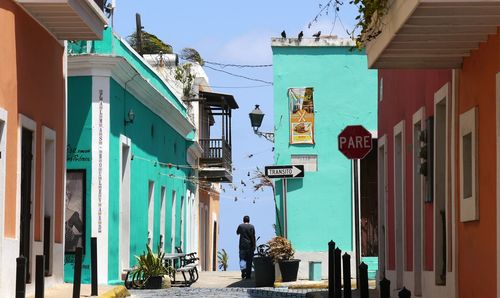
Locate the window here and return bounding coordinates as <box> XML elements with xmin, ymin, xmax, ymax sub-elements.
<box><xmin>460</xmin><ymin>106</ymin><xmax>478</xmax><ymax>222</ymax></box>
<box><xmin>148</xmin><ymin>181</ymin><xmax>154</xmax><ymax>247</ymax></box>
<box><xmin>291</xmin><ymin>155</ymin><xmax>317</xmax><ymax>172</ymax></box>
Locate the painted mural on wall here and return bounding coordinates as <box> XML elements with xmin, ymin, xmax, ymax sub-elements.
<box><xmin>65</xmin><ymin>170</ymin><xmax>86</xmax><ymax>253</ymax></box>
<box><xmin>288</xmin><ymin>87</ymin><xmax>315</xmax><ymax>144</ymax></box>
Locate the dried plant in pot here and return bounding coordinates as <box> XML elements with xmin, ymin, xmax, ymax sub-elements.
<box><xmin>267</xmin><ymin>236</ymin><xmax>300</xmax><ymax>282</ymax></box>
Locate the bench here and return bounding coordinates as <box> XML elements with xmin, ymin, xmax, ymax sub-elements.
<box><xmin>169</xmin><ymin>247</ymin><xmax>199</xmax><ymax>286</ymax></box>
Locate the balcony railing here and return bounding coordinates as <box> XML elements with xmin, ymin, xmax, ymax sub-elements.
<box><xmin>199</xmin><ymin>138</ymin><xmax>232</xmax><ymax>171</ymax></box>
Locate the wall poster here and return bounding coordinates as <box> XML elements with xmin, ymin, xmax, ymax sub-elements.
<box><xmin>65</xmin><ymin>169</ymin><xmax>86</xmax><ymax>253</ymax></box>
<box><xmin>289</xmin><ymin>87</ymin><xmax>315</xmax><ymax>144</ymax></box>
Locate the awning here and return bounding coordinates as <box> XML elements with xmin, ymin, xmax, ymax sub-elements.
<box><xmin>366</xmin><ymin>0</ymin><xmax>500</xmax><ymax>69</ymax></box>
<box><xmin>16</xmin><ymin>0</ymin><xmax>108</xmax><ymax>40</ymax></box>
<box><xmin>199</xmin><ymin>91</ymin><xmax>239</xmax><ymax>109</ymax></box>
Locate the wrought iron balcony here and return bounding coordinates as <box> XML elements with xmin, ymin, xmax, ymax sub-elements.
<box><xmin>199</xmin><ymin>138</ymin><xmax>232</xmax><ymax>183</ymax></box>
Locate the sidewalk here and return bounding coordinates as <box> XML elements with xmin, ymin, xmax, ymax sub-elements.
<box><xmin>35</xmin><ymin>271</ymin><xmax>379</xmax><ymax>297</ymax></box>
<box><xmin>130</xmin><ymin>271</ymin><xmax>379</xmax><ymax>297</ymax></box>
<box><xmin>27</xmin><ymin>283</ymin><xmax>122</xmax><ymax>298</ymax></box>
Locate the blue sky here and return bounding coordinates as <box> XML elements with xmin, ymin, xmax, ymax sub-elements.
<box><xmin>112</xmin><ymin>0</ymin><xmax>358</xmax><ymax>270</ymax></box>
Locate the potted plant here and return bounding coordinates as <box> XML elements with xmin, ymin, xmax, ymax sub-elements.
<box><xmin>253</xmin><ymin>243</ymin><xmax>275</xmax><ymax>287</ymax></box>
<box><xmin>267</xmin><ymin>236</ymin><xmax>300</xmax><ymax>282</ymax></box>
<box><xmin>130</xmin><ymin>244</ymin><xmax>172</xmax><ymax>289</ymax></box>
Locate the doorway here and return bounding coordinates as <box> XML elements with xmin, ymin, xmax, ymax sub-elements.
<box><xmin>43</xmin><ymin>127</ymin><xmax>56</xmax><ymax>276</ymax></box>
<box><xmin>119</xmin><ymin>140</ymin><xmax>131</xmax><ymax>273</ymax></box>
<box><xmin>412</xmin><ymin>109</ymin><xmax>425</xmax><ymax>296</ymax></box>
<box><xmin>360</xmin><ymin>139</ymin><xmax>378</xmax><ymax>257</ymax></box>
<box><xmin>394</xmin><ymin>122</ymin><xmax>405</xmax><ymax>289</ymax></box>
<box><xmin>434</xmin><ymin>88</ymin><xmax>448</xmax><ymax>285</ymax></box>
<box><xmin>148</xmin><ymin>181</ymin><xmax>154</xmax><ymax>248</ymax></box>
<box><xmin>180</xmin><ymin>196</ymin><xmax>185</xmax><ymax>250</ymax></box>
<box><xmin>378</xmin><ymin>136</ymin><xmax>387</xmax><ymax>278</ymax></box>
<box><xmin>171</xmin><ymin>191</ymin><xmax>176</xmax><ymax>253</ymax></box>
<box><xmin>20</xmin><ymin>127</ymin><xmax>34</xmax><ymax>282</ymax></box>
<box><xmin>160</xmin><ymin>187</ymin><xmax>166</xmax><ymax>251</ymax></box>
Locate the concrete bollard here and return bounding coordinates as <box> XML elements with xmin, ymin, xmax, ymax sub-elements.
<box><xmin>35</xmin><ymin>255</ymin><xmax>45</xmax><ymax>298</ymax></box>
<box><xmin>399</xmin><ymin>287</ymin><xmax>411</xmax><ymax>298</ymax></box>
<box><xmin>91</xmin><ymin>237</ymin><xmax>98</xmax><ymax>296</ymax></box>
<box><xmin>334</xmin><ymin>248</ymin><xmax>342</xmax><ymax>298</ymax></box>
<box><xmin>342</xmin><ymin>253</ymin><xmax>351</xmax><ymax>298</ymax></box>
<box><xmin>328</xmin><ymin>240</ymin><xmax>335</xmax><ymax>298</ymax></box>
<box><xmin>379</xmin><ymin>277</ymin><xmax>391</xmax><ymax>298</ymax></box>
<box><xmin>359</xmin><ymin>262</ymin><xmax>369</xmax><ymax>298</ymax></box>
<box><xmin>72</xmin><ymin>247</ymin><xmax>83</xmax><ymax>298</ymax></box>
<box><xmin>16</xmin><ymin>256</ymin><xmax>27</xmax><ymax>298</ymax></box>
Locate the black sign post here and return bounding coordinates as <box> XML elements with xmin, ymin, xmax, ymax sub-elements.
<box><xmin>265</xmin><ymin>165</ymin><xmax>304</xmax><ymax>238</ymax></box>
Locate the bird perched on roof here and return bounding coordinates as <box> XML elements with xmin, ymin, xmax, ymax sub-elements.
<box><xmin>298</xmin><ymin>31</ymin><xmax>304</xmax><ymax>41</ymax></box>
<box><xmin>281</xmin><ymin>30</ymin><xmax>286</xmax><ymax>38</ymax></box>
<box><xmin>313</xmin><ymin>31</ymin><xmax>321</xmax><ymax>38</ymax></box>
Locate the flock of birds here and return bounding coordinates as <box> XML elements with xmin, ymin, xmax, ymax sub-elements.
<box><xmin>281</xmin><ymin>30</ymin><xmax>321</xmax><ymax>41</ymax></box>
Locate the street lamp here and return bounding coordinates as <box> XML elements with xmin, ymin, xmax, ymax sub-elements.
<box><xmin>249</xmin><ymin>104</ymin><xmax>275</xmax><ymax>142</ymax></box>
<box><xmin>124</xmin><ymin>108</ymin><xmax>135</xmax><ymax>126</ymax></box>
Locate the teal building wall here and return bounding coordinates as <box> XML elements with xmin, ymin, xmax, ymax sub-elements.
<box><xmin>65</xmin><ymin>29</ymin><xmax>193</xmax><ymax>284</ymax></box>
<box><xmin>272</xmin><ymin>45</ymin><xmax>378</xmax><ymax>253</ymax></box>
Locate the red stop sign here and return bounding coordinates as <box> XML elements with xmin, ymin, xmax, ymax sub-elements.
<box><xmin>338</xmin><ymin>125</ymin><xmax>373</xmax><ymax>159</ymax></box>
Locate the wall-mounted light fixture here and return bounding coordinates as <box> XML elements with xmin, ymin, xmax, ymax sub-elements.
<box><xmin>124</xmin><ymin>108</ymin><xmax>135</xmax><ymax>126</ymax></box>
<box><xmin>249</xmin><ymin>104</ymin><xmax>274</xmax><ymax>142</ymax></box>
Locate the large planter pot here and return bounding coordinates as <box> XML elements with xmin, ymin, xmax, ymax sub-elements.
<box><xmin>145</xmin><ymin>275</ymin><xmax>163</xmax><ymax>289</ymax></box>
<box><xmin>278</xmin><ymin>259</ymin><xmax>300</xmax><ymax>282</ymax></box>
<box><xmin>253</xmin><ymin>256</ymin><xmax>275</xmax><ymax>287</ymax></box>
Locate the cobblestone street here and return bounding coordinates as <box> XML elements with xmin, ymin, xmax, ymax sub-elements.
<box><xmin>130</xmin><ymin>287</ymin><xmax>328</xmax><ymax>298</ymax></box>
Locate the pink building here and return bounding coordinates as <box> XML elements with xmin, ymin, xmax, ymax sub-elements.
<box><xmin>367</xmin><ymin>1</ymin><xmax>500</xmax><ymax>297</ymax></box>
<box><xmin>0</xmin><ymin>0</ymin><xmax>106</xmax><ymax>296</ymax></box>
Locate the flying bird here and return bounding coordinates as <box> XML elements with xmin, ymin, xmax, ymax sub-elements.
<box><xmin>298</xmin><ymin>31</ymin><xmax>304</xmax><ymax>41</ymax></box>
<box><xmin>313</xmin><ymin>31</ymin><xmax>321</xmax><ymax>38</ymax></box>
<box><xmin>281</xmin><ymin>30</ymin><xmax>286</xmax><ymax>38</ymax></box>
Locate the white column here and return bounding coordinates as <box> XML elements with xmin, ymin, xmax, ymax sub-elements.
<box><xmin>91</xmin><ymin>76</ymin><xmax>110</xmax><ymax>283</ymax></box>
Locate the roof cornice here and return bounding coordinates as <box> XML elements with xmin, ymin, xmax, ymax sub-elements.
<box><xmin>68</xmin><ymin>55</ymin><xmax>195</xmax><ymax>138</ymax></box>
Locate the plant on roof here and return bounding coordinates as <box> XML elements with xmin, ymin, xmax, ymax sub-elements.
<box><xmin>349</xmin><ymin>0</ymin><xmax>389</xmax><ymax>49</ymax></box>
<box><xmin>174</xmin><ymin>63</ymin><xmax>195</xmax><ymax>99</ymax></box>
<box><xmin>128</xmin><ymin>30</ymin><xmax>173</xmax><ymax>55</ymax></box>
<box><xmin>180</xmin><ymin>48</ymin><xmax>204</xmax><ymax>66</ymax></box>
<box><xmin>309</xmin><ymin>0</ymin><xmax>389</xmax><ymax>50</ymax></box>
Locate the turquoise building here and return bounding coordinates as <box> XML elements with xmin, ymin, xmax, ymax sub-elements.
<box><xmin>65</xmin><ymin>29</ymin><xmax>198</xmax><ymax>284</ymax></box>
<box><xmin>271</xmin><ymin>37</ymin><xmax>378</xmax><ymax>279</ymax></box>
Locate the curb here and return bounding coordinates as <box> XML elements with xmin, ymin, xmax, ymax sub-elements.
<box><xmin>274</xmin><ymin>281</ymin><xmax>328</xmax><ymax>289</ymax></box>
<box><xmin>99</xmin><ymin>286</ymin><xmax>130</xmax><ymax>298</ymax></box>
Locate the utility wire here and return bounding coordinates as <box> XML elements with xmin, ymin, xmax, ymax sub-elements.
<box><xmin>198</xmin><ymin>84</ymin><xmax>271</xmax><ymax>89</ymax></box>
<box><xmin>204</xmin><ymin>61</ymin><xmax>272</xmax><ymax>68</ymax></box>
<box><xmin>204</xmin><ymin>65</ymin><xmax>273</xmax><ymax>85</ymax></box>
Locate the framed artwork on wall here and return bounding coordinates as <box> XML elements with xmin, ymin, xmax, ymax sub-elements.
<box><xmin>65</xmin><ymin>169</ymin><xmax>86</xmax><ymax>253</ymax></box>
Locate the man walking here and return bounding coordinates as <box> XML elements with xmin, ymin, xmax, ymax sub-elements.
<box><xmin>237</xmin><ymin>215</ymin><xmax>256</xmax><ymax>279</ymax></box>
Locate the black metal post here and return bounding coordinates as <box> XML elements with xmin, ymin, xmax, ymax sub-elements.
<box><xmin>328</xmin><ymin>241</ymin><xmax>335</xmax><ymax>298</ymax></box>
<box><xmin>353</xmin><ymin>160</ymin><xmax>361</xmax><ymax>288</ymax></box>
<box><xmin>359</xmin><ymin>262</ymin><xmax>369</xmax><ymax>298</ymax></box>
<box><xmin>335</xmin><ymin>248</ymin><xmax>342</xmax><ymax>298</ymax></box>
<box><xmin>16</xmin><ymin>256</ymin><xmax>27</xmax><ymax>298</ymax></box>
<box><xmin>35</xmin><ymin>255</ymin><xmax>45</xmax><ymax>298</ymax></box>
<box><xmin>398</xmin><ymin>287</ymin><xmax>411</xmax><ymax>298</ymax></box>
<box><xmin>342</xmin><ymin>253</ymin><xmax>351</xmax><ymax>298</ymax></box>
<box><xmin>91</xmin><ymin>237</ymin><xmax>98</xmax><ymax>296</ymax></box>
<box><xmin>379</xmin><ymin>277</ymin><xmax>391</xmax><ymax>298</ymax></box>
<box><xmin>72</xmin><ymin>247</ymin><xmax>83</xmax><ymax>298</ymax></box>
